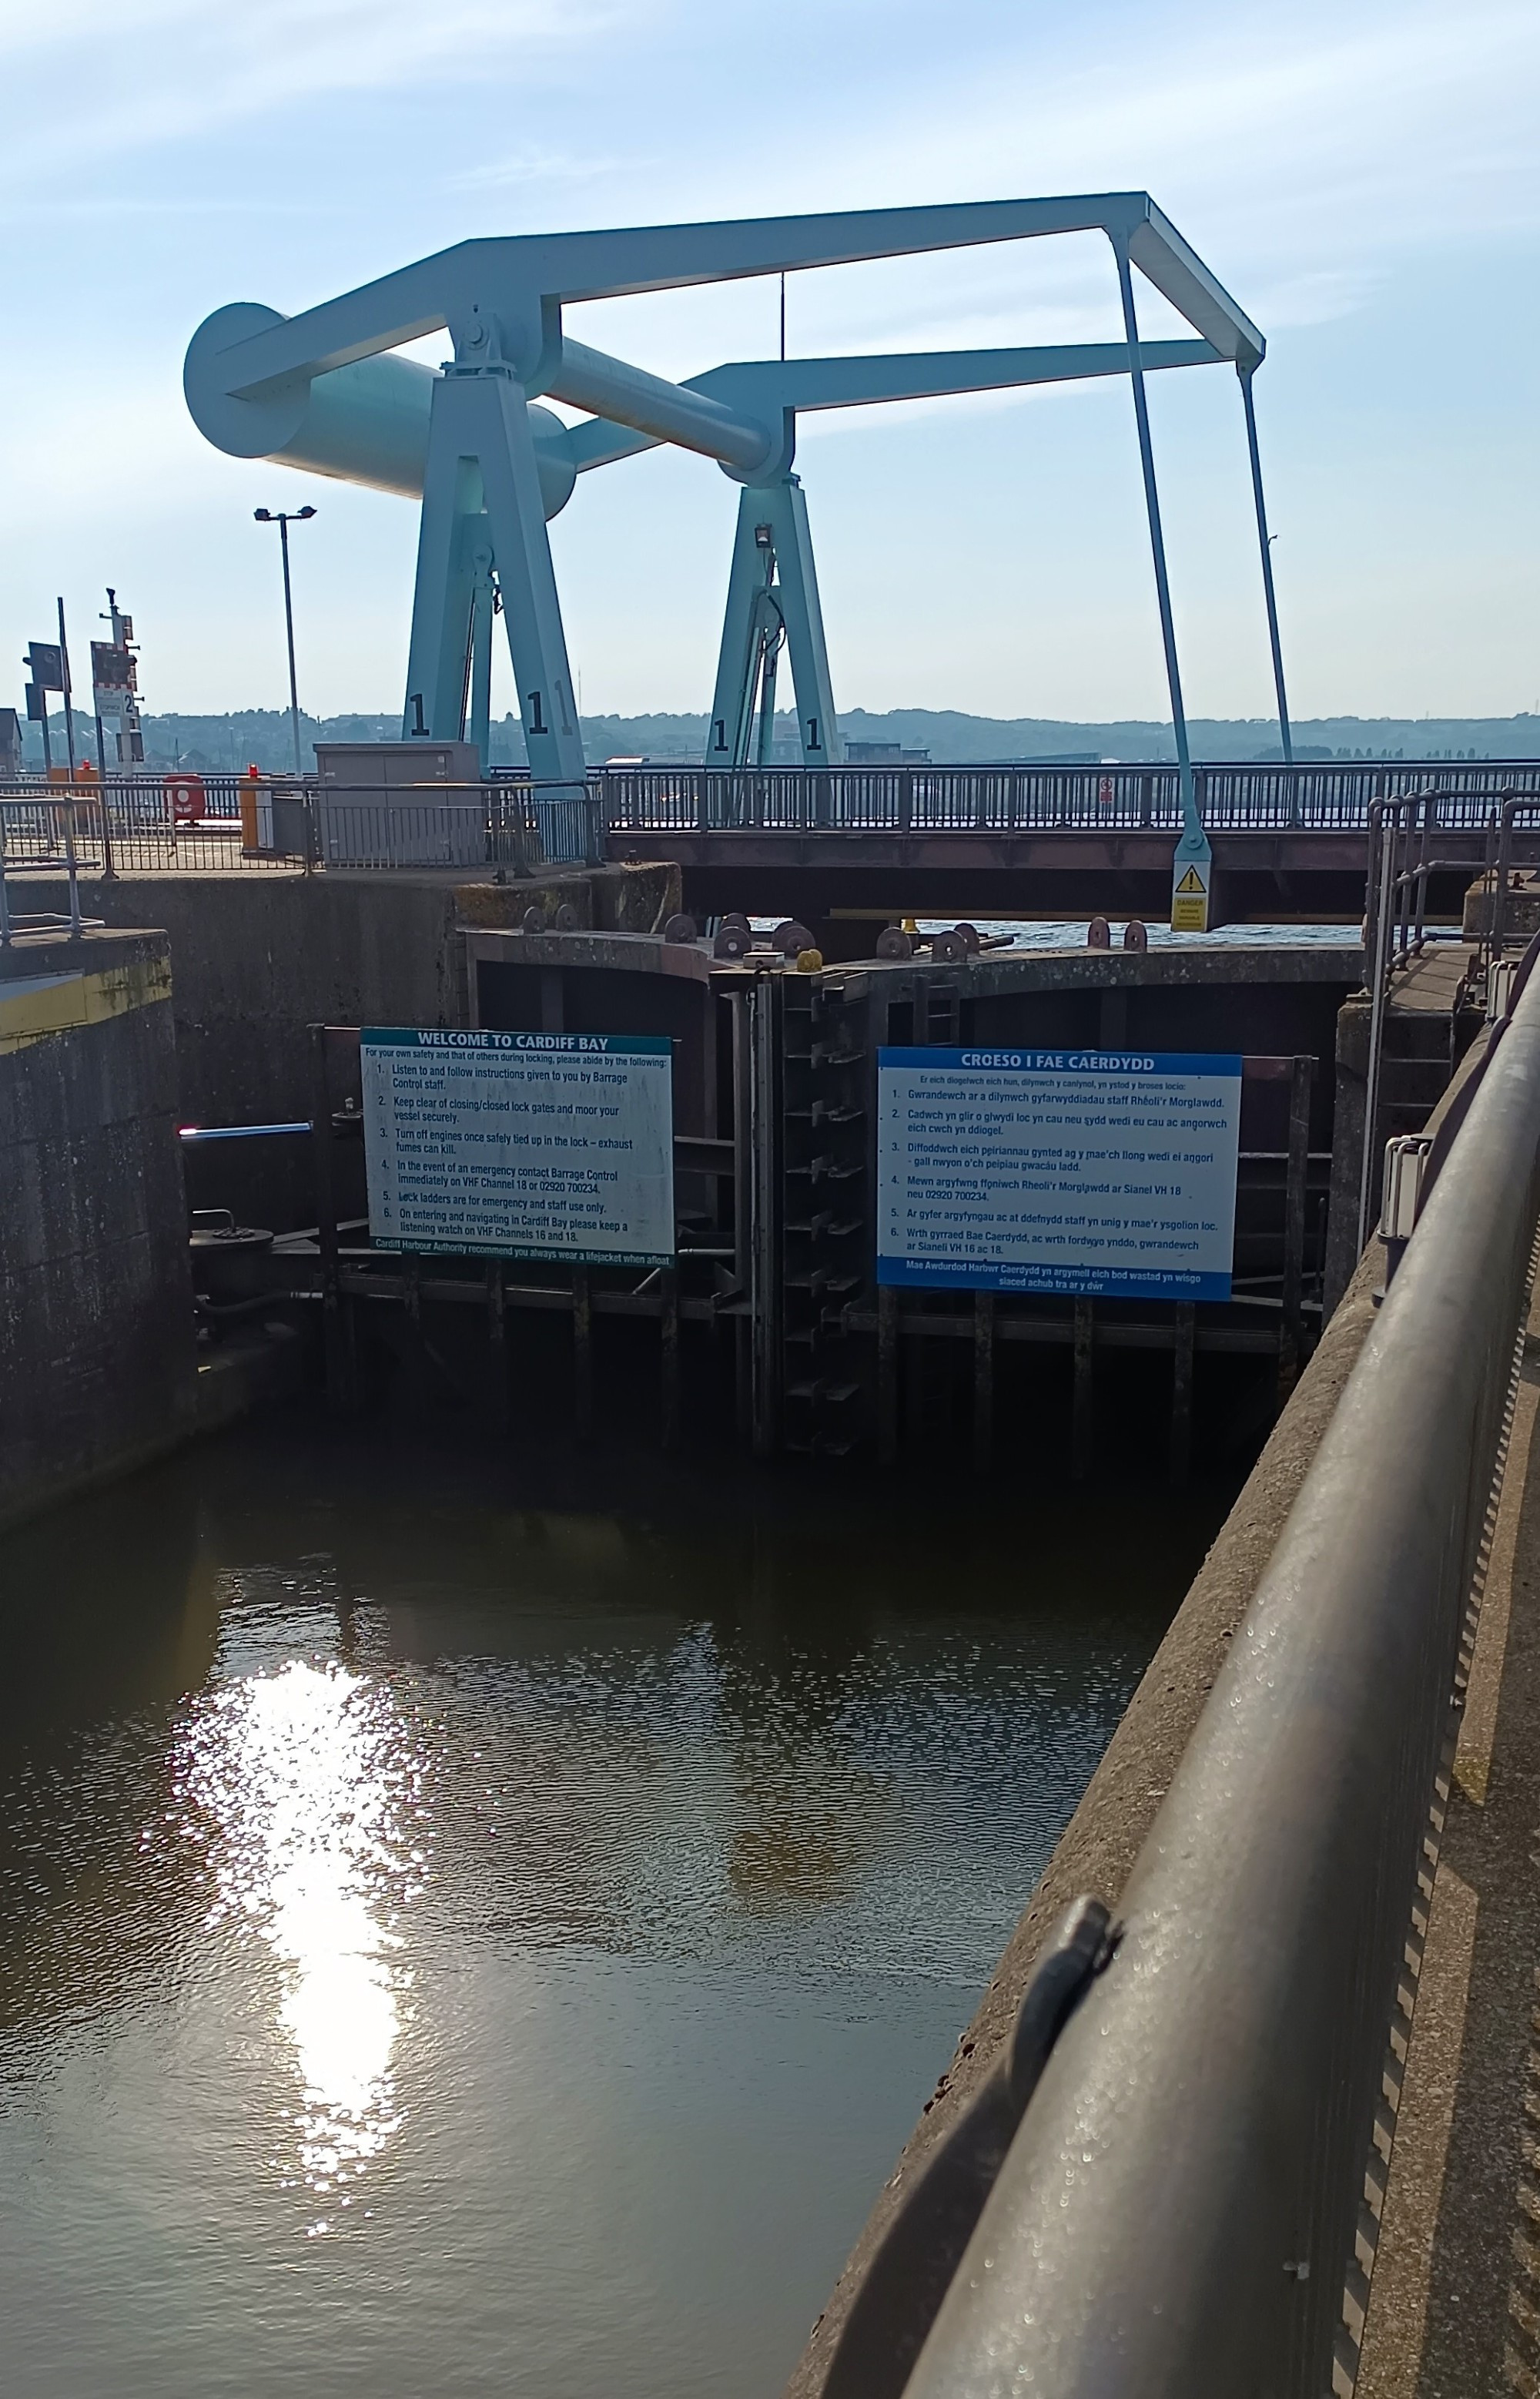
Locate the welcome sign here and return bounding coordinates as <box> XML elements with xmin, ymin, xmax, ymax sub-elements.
<box><xmin>361</xmin><ymin>1027</ymin><xmax>675</xmax><ymax>1266</ymax></box>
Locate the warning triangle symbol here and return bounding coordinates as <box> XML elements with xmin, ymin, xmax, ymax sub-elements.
<box><xmin>1175</xmin><ymin>866</ymin><xmax>1207</xmax><ymax>893</ymax></box>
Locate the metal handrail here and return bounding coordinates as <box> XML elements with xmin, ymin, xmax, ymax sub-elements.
<box><xmin>1353</xmin><ymin>786</ymin><xmax>1515</xmax><ymax>1255</ymax></box>
<box><xmin>892</xmin><ymin>969</ymin><xmax>1540</xmax><ymax>2397</ymax></box>
<box><xmin>598</xmin><ymin>757</ymin><xmax>1540</xmax><ymax>836</ymax></box>
<box><xmin>0</xmin><ymin>792</ymin><xmax>109</xmax><ymax>942</ymax></box>
<box><xmin>10</xmin><ymin>762</ymin><xmax>1540</xmax><ymax>875</ymax></box>
<box><xmin>10</xmin><ymin>761</ymin><xmax>1540</xmax><ymax>852</ymax></box>
<box><xmin>1488</xmin><ymin>793</ymin><xmax>1540</xmax><ymax>964</ymax></box>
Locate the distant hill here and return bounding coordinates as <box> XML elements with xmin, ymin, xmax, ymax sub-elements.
<box><xmin>18</xmin><ymin>702</ymin><xmax>1538</xmax><ymax>773</ymax></box>
<box><xmin>579</xmin><ymin>707</ymin><xmax>1534</xmax><ymax>766</ymax></box>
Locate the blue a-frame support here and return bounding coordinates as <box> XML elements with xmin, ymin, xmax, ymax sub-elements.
<box><xmin>185</xmin><ymin>193</ymin><xmax>1289</xmax><ymax>923</ymax></box>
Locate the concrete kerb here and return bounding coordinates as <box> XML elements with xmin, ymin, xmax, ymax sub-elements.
<box><xmin>783</xmin><ymin>1020</ymin><xmax>1500</xmax><ymax>2399</ymax></box>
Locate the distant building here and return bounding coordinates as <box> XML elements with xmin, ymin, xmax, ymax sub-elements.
<box><xmin>843</xmin><ymin>739</ymin><xmax>932</xmax><ymax>764</ymax></box>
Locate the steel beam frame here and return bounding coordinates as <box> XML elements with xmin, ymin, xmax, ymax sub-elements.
<box><xmin>186</xmin><ymin>193</ymin><xmax>1287</xmax><ymax>900</ymax></box>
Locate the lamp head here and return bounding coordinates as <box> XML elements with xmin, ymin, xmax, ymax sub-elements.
<box><xmin>253</xmin><ymin>508</ymin><xmax>272</xmax><ymax>522</ymax></box>
<box><xmin>296</xmin><ymin>506</ymin><xmax>316</xmax><ymax>521</ymax></box>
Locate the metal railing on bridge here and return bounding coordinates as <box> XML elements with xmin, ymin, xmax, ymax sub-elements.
<box><xmin>8</xmin><ymin>761</ymin><xmax>1540</xmax><ymax>887</ymax></box>
<box><xmin>0</xmin><ymin>772</ymin><xmax>599</xmax><ymax>876</ymax></box>
<box><xmin>820</xmin><ymin>945</ymin><xmax>1540</xmax><ymax>2398</ymax></box>
<box><xmin>1</xmin><ymin>773</ymin><xmax>292</xmax><ymax>876</ymax></box>
<box><xmin>600</xmin><ymin>756</ymin><xmax>1540</xmax><ymax>836</ymax></box>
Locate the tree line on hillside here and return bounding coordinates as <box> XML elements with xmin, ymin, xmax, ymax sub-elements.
<box><xmin>12</xmin><ymin>704</ymin><xmax>1535</xmax><ymax>775</ymax></box>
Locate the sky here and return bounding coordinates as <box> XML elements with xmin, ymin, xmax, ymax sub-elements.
<box><xmin>2</xmin><ymin>0</ymin><xmax>1537</xmax><ymax>729</ymax></box>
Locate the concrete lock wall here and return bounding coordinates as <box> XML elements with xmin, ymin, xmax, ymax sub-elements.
<box><xmin>0</xmin><ymin>931</ymin><xmax>197</xmax><ymax>1531</ymax></box>
<box><xmin>8</xmin><ymin>866</ymin><xmax>677</xmax><ymax>1231</ymax></box>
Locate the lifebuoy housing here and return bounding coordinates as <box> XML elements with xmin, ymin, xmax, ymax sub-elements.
<box><xmin>166</xmin><ymin>772</ymin><xmax>206</xmax><ymax>824</ymax></box>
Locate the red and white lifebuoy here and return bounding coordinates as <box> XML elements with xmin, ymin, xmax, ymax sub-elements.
<box><xmin>166</xmin><ymin>772</ymin><xmax>206</xmax><ymax>824</ymax></box>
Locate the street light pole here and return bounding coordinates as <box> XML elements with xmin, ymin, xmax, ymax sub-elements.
<box><xmin>254</xmin><ymin>505</ymin><xmax>316</xmax><ymax>776</ymax></box>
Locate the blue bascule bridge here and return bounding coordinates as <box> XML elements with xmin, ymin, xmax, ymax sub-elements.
<box><xmin>185</xmin><ymin>193</ymin><xmax>1288</xmax><ymax>928</ymax></box>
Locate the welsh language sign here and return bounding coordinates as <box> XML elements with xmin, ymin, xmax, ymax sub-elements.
<box><xmin>360</xmin><ymin>1027</ymin><xmax>675</xmax><ymax>1265</ymax></box>
<box><xmin>876</xmin><ymin>1047</ymin><xmax>1243</xmax><ymax>1299</ymax></box>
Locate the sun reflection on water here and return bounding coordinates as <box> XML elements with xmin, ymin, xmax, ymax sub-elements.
<box><xmin>172</xmin><ymin>1657</ymin><xmax>425</xmax><ymax>2232</ymax></box>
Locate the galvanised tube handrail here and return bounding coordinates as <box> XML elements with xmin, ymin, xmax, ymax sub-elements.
<box><xmin>902</xmin><ymin>972</ymin><xmax>1540</xmax><ymax>2398</ymax></box>
<box><xmin>1490</xmin><ymin>794</ymin><xmax>1540</xmax><ymax>964</ymax></box>
<box><xmin>0</xmin><ymin>792</ymin><xmax>108</xmax><ymax>933</ymax></box>
<box><xmin>1354</xmin><ymin>786</ymin><xmax>1513</xmax><ymax>1256</ymax></box>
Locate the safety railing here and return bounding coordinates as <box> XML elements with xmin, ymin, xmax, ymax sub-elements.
<box><xmin>1354</xmin><ymin>789</ymin><xmax>1511</xmax><ymax>1251</ymax></box>
<box><xmin>310</xmin><ymin>781</ymin><xmax>544</xmax><ymax>872</ymax></box>
<box><xmin>487</xmin><ymin>771</ymin><xmax>604</xmax><ymax>867</ymax></box>
<box><xmin>0</xmin><ymin>772</ymin><xmax>296</xmax><ymax>873</ymax></box>
<box><xmin>599</xmin><ymin>757</ymin><xmax>1540</xmax><ymax>836</ymax></box>
<box><xmin>0</xmin><ymin>773</ymin><xmax>575</xmax><ymax>873</ymax></box>
<box><xmin>1488</xmin><ymin>794</ymin><xmax>1540</xmax><ymax>963</ymax></box>
<box><xmin>829</xmin><ymin>957</ymin><xmax>1540</xmax><ymax>2399</ymax></box>
<box><xmin>10</xmin><ymin>762</ymin><xmax>1538</xmax><ymax>873</ymax></box>
<box><xmin>0</xmin><ymin>792</ymin><xmax>109</xmax><ymax>941</ymax></box>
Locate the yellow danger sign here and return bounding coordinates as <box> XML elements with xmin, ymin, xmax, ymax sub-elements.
<box><xmin>1171</xmin><ymin>859</ymin><xmax>1210</xmax><ymax>932</ymax></box>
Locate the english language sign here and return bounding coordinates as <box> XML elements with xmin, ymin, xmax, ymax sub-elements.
<box><xmin>876</xmin><ymin>1047</ymin><xmax>1243</xmax><ymax>1299</ymax></box>
<box><xmin>361</xmin><ymin>1027</ymin><xmax>675</xmax><ymax>1265</ymax></box>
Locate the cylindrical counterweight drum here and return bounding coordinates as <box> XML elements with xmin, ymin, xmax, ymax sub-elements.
<box><xmin>183</xmin><ymin>301</ymin><xmax>578</xmax><ymax>518</ymax></box>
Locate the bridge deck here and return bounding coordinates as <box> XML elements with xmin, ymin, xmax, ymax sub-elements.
<box><xmin>1358</xmin><ymin>1289</ymin><xmax>1540</xmax><ymax>2396</ymax></box>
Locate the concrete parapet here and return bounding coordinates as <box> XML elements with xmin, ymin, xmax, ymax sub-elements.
<box><xmin>1461</xmin><ymin>866</ymin><xmax>1540</xmax><ymax>943</ymax></box>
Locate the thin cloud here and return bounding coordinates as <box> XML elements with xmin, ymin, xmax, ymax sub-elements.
<box><xmin>450</xmin><ymin>149</ymin><xmax>642</xmax><ymax>194</ymax></box>
<box><xmin>0</xmin><ymin>0</ymin><xmax>641</xmax><ymax>186</ymax></box>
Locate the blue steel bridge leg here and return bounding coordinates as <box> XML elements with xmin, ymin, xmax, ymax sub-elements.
<box><xmin>1111</xmin><ymin>236</ymin><xmax>1212</xmax><ymax>931</ymax></box>
<box><xmin>706</xmin><ymin>476</ymin><xmax>842</xmax><ymax>778</ymax></box>
<box><xmin>404</xmin><ymin>363</ymin><xmax>591</xmax><ymax>848</ymax></box>
<box><xmin>1238</xmin><ymin>363</ymin><xmax>1295</xmax><ymax>802</ymax></box>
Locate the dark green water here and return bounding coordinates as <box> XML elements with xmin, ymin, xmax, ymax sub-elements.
<box><xmin>0</xmin><ymin>1421</ymin><xmax>1223</xmax><ymax>2397</ymax></box>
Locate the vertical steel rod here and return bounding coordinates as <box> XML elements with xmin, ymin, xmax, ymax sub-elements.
<box><xmin>1238</xmin><ymin>364</ymin><xmax>1294</xmax><ymax>775</ymax></box>
<box><xmin>310</xmin><ymin>1025</ymin><xmax>350</xmax><ymax>1412</ymax></box>
<box><xmin>279</xmin><ymin>515</ymin><xmax>304</xmax><ymax>778</ymax></box>
<box><xmin>1113</xmin><ymin>243</ymin><xmax>1200</xmax><ymax>856</ymax></box>
<box><xmin>98</xmin><ymin>774</ymin><xmax>116</xmax><ymax>880</ymax></box>
<box><xmin>1357</xmin><ymin>801</ymin><xmax>1398</xmax><ymax>1255</ymax></box>
<box><xmin>1279</xmin><ymin>1055</ymin><xmax>1314</xmax><ymax>1400</ymax></box>
<box><xmin>731</xmin><ymin>988</ymin><xmax>753</xmax><ymax>1443</ymax></box>
<box><xmin>749</xmin><ymin>974</ymin><xmax>782</xmax><ymax>1459</ymax></box>
<box><xmin>55</xmin><ymin>597</ymin><xmax>78</xmax><ymax>783</ymax></box>
<box><xmin>1494</xmin><ymin>799</ymin><xmax>1515</xmax><ymax>965</ymax></box>
<box><xmin>63</xmin><ymin>816</ymin><xmax>82</xmax><ymax>938</ymax></box>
